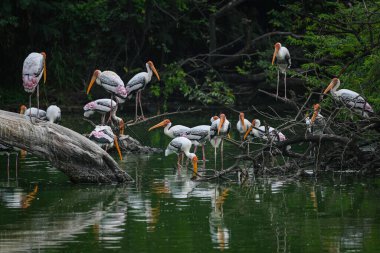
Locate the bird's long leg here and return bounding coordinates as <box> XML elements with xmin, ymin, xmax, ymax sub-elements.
<box><xmin>214</xmin><ymin>146</ymin><xmax>217</xmax><ymax>170</ymax></box>
<box><xmin>202</xmin><ymin>145</ymin><xmax>206</xmax><ymax>162</ymax></box>
<box><xmin>106</xmin><ymin>94</ymin><xmax>114</xmax><ymax>124</ymax></box>
<box><xmin>36</xmin><ymin>84</ymin><xmax>40</xmax><ymax>120</ymax></box>
<box><xmin>29</xmin><ymin>94</ymin><xmax>32</xmax><ymax>121</ymax></box>
<box><xmin>134</xmin><ymin>93</ymin><xmax>139</xmax><ymax>122</ymax></box>
<box><xmin>138</xmin><ymin>91</ymin><xmax>145</xmax><ymax>120</ymax></box>
<box><xmin>15</xmin><ymin>153</ymin><xmax>18</xmax><ymax>180</ymax></box>
<box><xmin>221</xmin><ymin>139</ymin><xmax>224</xmax><ymax>170</ymax></box>
<box><xmin>284</xmin><ymin>71</ymin><xmax>287</xmax><ymax>99</ymax></box>
<box><xmin>193</xmin><ymin>145</ymin><xmax>197</xmax><ymax>155</ymax></box>
<box><xmin>7</xmin><ymin>153</ymin><xmax>10</xmax><ymax>180</ymax></box>
<box><xmin>101</xmin><ymin>114</ymin><xmax>106</xmax><ymax>125</ymax></box>
<box><xmin>276</xmin><ymin>69</ymin><xmax>280</xmax><ymax>99</ymax></box>
<box><xmin>177</xmin><ymin>154</ymin><xmax>181</xmax><ymax>169</ymax></box>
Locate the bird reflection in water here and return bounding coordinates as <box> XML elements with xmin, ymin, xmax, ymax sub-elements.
<box><xmin>209</xmin><ymin>188</ymin><xmax>230</xmax><ymax>251</ymax></box>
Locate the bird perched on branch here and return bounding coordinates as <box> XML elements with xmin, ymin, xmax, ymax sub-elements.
<box><xmin>323</xmin><ymin>78</ymin><xmax>374</xmax><ymax>118</ymax></box>
<box><xmin>126</xmin><ymin>61</ymin><xmax>160</xmax><ymax>122</ymax></box>
<box><xmin>236</xmin><ymin>112</ymin><xmax>251</xmax><ymax>140</ymax></box>
<box><xmin>244</xmin><ymin>119</ymin><xmax>286</xmax><ymax>142</ymax></box>
<box><xmin>209</xmin><ymin>113</ymin><xmax>231</xmax><ymax>169</ymax></box>
<box><xmin>20</xmin><ymin>105</ymin><xmax>61</xmax><ymax>123</ymax></box>
<box><xmin>22</xmin><ymin>52</ymin><xmax>47</xmax><ymax>120</ymax></box>
<box><xmin>272</xmin><ymin>42</ymin><xmax>291</xmax><ymax>99</ymax></box>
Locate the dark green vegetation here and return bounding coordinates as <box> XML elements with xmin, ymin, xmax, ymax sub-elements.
<box><xmin>1</xmin><ymin>0</ymin><xmax>380</xmax><ymax>111</ymax></box>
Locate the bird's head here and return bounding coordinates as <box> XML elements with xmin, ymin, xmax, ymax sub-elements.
<box><xmin>40</xmin><ymin>52</ymin><xmax>47</xmax><ymax>83</ymax></box>
<box><xmin>239</xmin><ymin>112</ymin><xmax>245</xmax><ymax>129</ymax></box>
<box><xmin>148</xmin><ymin>119</ymin><xmax>171</xmax><ymax>131</ymax></box>
<box><xmin>217</xmin><ymin>114</ymin><xmax>226</xmax><ymax>135</ymax></box>
<box><xmin>113</xmin><ymin>136</ymin><xmax>123</xmax><ymax>160</ymax></box>
<box><xmin>323</xmin><ymin>78</ymin><xmax>339</xmax><ymax>94</ymax></box>
<box><xmin>147</xmin><ymin>61</ymin><xmax>160</xmax><ymax>81</ymax></box>
<box><xmin>311</xmin><ymin>104</ymin><xmax>320</xmax><ymax>124</ymax></box>
<box><xmin>19</xmin><ymin>105</ymin><xmax>27</xmax><ymax>115</ymax></box>
<box><xmin>272</xmin><ymin>42</ymin><xmax>281</xmax><ymax>65</ymax></box>
<box><xmin>243</xmin><ymin>119</ymin><xmax>255</xmax><ymax>140</ymax></box>
<box><xmin>86</xmin><ymin>70</ymin><xmax>101</xmax><ymax>94</ymax></box>
<box><xmin>211</xmin><ymin>115</ymin><xmax>219</xmax><ymax>123</ymax></box>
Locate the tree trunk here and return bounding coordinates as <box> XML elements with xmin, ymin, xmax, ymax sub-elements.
<box><xmin>0</xmin><ymin>110</ymin><xmax>133</xmax><ymax>184</ymax></box>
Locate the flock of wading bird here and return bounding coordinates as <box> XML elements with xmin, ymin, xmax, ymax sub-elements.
<box><xmin>4</xmin><ymin>41</ymin><xmax>374</xmax><ymax>180</ymax></box>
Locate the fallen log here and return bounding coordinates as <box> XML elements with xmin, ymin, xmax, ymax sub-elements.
<box><xmin>0</xmin><ymin>109</ymin><xmax>133</xmax><ymax>183</ymax></box>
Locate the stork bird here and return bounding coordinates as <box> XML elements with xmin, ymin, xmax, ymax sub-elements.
<box><xmin>89</xmin><ymin>125</ymin><xmax>123</xmax><ymax>160</ymax></box>
<box><xmin>308</xmin><ymin>104</ymin><xmax>327</xmax><ymax>135</ymax></box>
<box><xmin>22</xmin><ymin>52</ymin><xmax>47</xmax><ymax>120</ymax></box>
<box><xmin>272</xmin><ymin>42</ymin><xmax>291</xmax><ymax>99</ymax></box>
<box><xmin>126</xmin><ymin>61</ymin><xmax>160</xmax><ymax>122</ymax></box>
<box><xmin>86</xmin><ymin>70</ymin><xmax>128</xmax><ymax>104</ymax></box>
<box><xmin>184</xmin><ymin>125</ymin><xmax>210</xmax><ymax>163</ymax></box>
<box><xmin>46</xmin><ymin>105</ymin><xmax>61</xmax><ymax>123</ymax></box>
<box><xmin>20</xmin><ymin>105</ymin><xmax>61</xmax><ymax>123</ymax></box>
<box><xmin>209</xmin><ymin>114</ymin><xmax>231</xmax><ymax>169</ymax></box>
<box><xmin>323</xmin><ymin>78</ymin><xmax>374</xmax><ymax>118</ymax></box>
<box><xmin>0</xmin><ymin>142</ymin><xmax>18</xmax><ymax>179</ymax></box>
<box><xmin>236</xmin><ymin>112</ymin><xmax>251</xmax><ymax>140</ymax></box>
<box><xmin>165</xmin><ymin>137</ymin><xmax>198</xmax><ymax>178</ymax></box>
<box><xmin>210</xmin><ymin>115</ymin><xmax>219</xmax><ymax>123</ymax></box>
<box><xmin>83</xmin><ymin>99</ymin><xmax>124</xmax><ymax>134</ymax></box>
<box><xmin>244</xmin><ymin>119</ymin><xmax>286</xmax><ymax>143</ymax></box>
<box><xmin>148</xmin><ymin>119</ymin><xmax>189</xmax><ymax>138</ymax></box>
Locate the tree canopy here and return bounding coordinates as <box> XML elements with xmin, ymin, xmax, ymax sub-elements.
<box><xmin>1</xmin><ymin>0</ymin><xmax>379</xmax><ymax>111</ymax></box>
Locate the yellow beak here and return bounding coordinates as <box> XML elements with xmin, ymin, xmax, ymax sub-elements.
<box><xmin>243</xmin><ymin>126</ymin><xmax>253</xmax><ymax>140</ymax></box>
<box><xmin>148</xmin><ymin>120</ymin><xmax>167</xmax><ymax>131</ymax></box>
<box><xmin>192</xmin><ymin>156</ymin><xmax>198</xmax><ymax>177</ymax></box>
<box><xmin>114</xmin><ymin>136</ymin><xmax>123</xmax><ymax>161</ymax></box>
<box><xmin>87</xmin><ymin>72</ymin><xmax>97</xmax><ymax>94</ymax></box>
<box><xmin>323</xmin><ymin>81</ymin><xmax>334</xmax><ymax>94</ymax></box>
<box><xmin>272</xmin><ymin>48</ymin><xmax>279</xmax><ymax>65</ymax></box>
<box><xmin>151</xmin><ymin>64</ymin><xmax>160</xmax><ymax>81</ymax></box>
<box><xmin>119</xmin><ymin>119</ymin><xmax>125</xmax><ymax>135</ymax></box>
<box><xmin>217</xmin><ymin>117</ymin><xmax>225</xmax><ymax>135</ymax></box>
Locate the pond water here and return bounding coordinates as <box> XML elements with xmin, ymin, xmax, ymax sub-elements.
<box><xmin>0</xmin><ymin>111</ymin><xmax>380</xmax><ymax>253</ymax></box>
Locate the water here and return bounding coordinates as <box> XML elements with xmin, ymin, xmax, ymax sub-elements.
<box><xmin>0</xmin><ymin>112</ymin><xmax>380</xmax><ymax>253</ymax></box>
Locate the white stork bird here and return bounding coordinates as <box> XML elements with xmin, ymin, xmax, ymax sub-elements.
<box><xmin>323</xmin><ymin>78</ymin><xmax>374</xmax><ymax>118</ymax></box>
<box><xmin>305</xmin><ymin>104</ymin><xmax>327</xmax><ymax>135</ymax></box>
<box><xmin>236</xmin><ymin>112</ymin><xmax>251</xmax><ymax>140</ymax></box>
<box><xmin>272</xmin><ymin>42</ymin><xmax>291</xmax><ymax>99</ymax></box>
<box><xmin>126</xmin><ymin>61</ymin><xmax>160</xmax><ymax>122</ymax></box>
<box><xmin>244</xmin><ymin>119</ymin><xmax>286</xmax><ymax>143</ymax></box>
<box><xmin>22</xmin><ymin>52</ymin><xmax>47</xmax><ymax>118</ymax></box>
<box><xmin>83</xmin><ymin>99</ymin><xmax>124</xmax><ymax>134</ymax></box>
<box><xmin>20</xmin><ymin>105</ymin><xmax>61</xmax><ymax>123</ymax></box>
<box><xmin>209</xmin><ymin>114</ymin><xmax>231</xmax><ymax>169</ymax></box>
<box><xmin>86</xmin><ymin>70</ymin><xmax>128</xmax><ymax>104</ymax></box>
<box><xmin>148</xmin><ymin>119</ymin><xmax>189</xmax><ymax>138</ymax></box>
<box><xmin>165</xmin><ymin>136</ymin><xmax>198</xmax><ymax>178</ymax></box>
<box><xmin>88</xmin><ymin>125</ymin><xmax>123</xmax><ymax>160</ymax></box>
<box><xmin>183</xmin><ymin>125</ymin><xmax>210</xmax><ymax>162</ymax></box>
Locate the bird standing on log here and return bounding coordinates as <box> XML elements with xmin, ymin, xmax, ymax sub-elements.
<box><xmin>126</xmin><ymin>61</ymin><xmax>160</xmax><ymax>122</ymax></box>
<box><xmin>20</xmin><ymin>105</ymin><xmax>61</xmax><ymax>123</ymax></box>
<box><xmin>272</xmin><ymin>42</ymin><xmax>291</xmax><ymax>99</ymax></box>
<box><xmin>83</xmin><ymin>99</ymin><xmax>124</xmax><ymax>134</ymax></box>
<box><xmin>323</xmin><ymin>78</ymin><xmax>374</xmax><ymax>118</ymax></box>
<box><xmin>22</xmin><ymin>52</ymin><xmax>47</xmax><ymax>120</ymax></box>
<box><xmin>148</xmin><ymin>119</ymin><xmax>189</xmax><ymax>138</ymax></box>
<box><xmin>209</xmin><ymin>114</ymin><xmax>231</xmax><ymax>170</ymax></box>
<box><xmin>89</xmin><ymin>125</ymin><xmax>123</xmax><ymax>160</ymax></box>
<box><xmin>165</xmin><ymin>136</ymin><xmax>198</xmax><ymax>178</ymax></box>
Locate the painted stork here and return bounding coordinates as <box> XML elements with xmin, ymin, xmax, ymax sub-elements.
<box><xmin>148</xmin><ymin>119</ymin><xmax>189</xmax><ymax>138</ymax></box>
<box><xmin>22</xmin><ymin>52</ymin><xmax>46</xmax><ymax>119</ymax></box>
<box><xmin>88</xmin><ymin>125</ymin><xmax>123</xmax><ymax>160</ymax></box>
<box><xmin>209</xmin><ymin>114</ymin><xmax>231</xmax><ymax>169</ymax></box>
<box><xmin>323</xmin><ymin>78</ymin><xmax>374</xmax><ymax>118</ymax></box>
<box><xmin>46</xmin><ymin>105</ymin><xmax>61</xmax><ymax>123</ymax></box>
<box><xmin>244</xmin><ymin>119</ymin><xmax>286</xmax><ymax>142</ymax></box>
<box><xmin>272</xmin><ymin>42</ymin><xmax>291</xmax><ymax>99</ymax></box>
<box><xmin>126</xmin><ymin>61</ymin><xmax>160</xmax><ymax>122</ymax></box>
<box><xmin>20</xmin><ymin>105</ymin><xmax>61</xmax><ymax>123</ymax></box>
<box><xmin>236</xmin><ymin>112</ymin><xmax>251</xmax><ymax>140</ymax></box>
<box><xmin>165</xmin><ymin>136</ymin><xmax>198</xmax><ymax>177</ymax></box>
<box><xmin>83</xmin><ymin>99</ymin><xmax>124</xmax><ymax>134</ymax></box>
<box><xmin>86</xmin><ymin>70</ymin><xmax>128</xmax><ymax>104</ymax></box>
<box><xmin>184</xmin><ymin>125</ymin><xmax>210</xmax><ymax>163</ymax></box>
<box><xmin>0</xmin><ymin>142</ymin><xmax>18</xmax><ymax>178</ymax></box>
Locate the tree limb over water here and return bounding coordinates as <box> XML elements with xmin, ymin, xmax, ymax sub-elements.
<box><xmin>0</xmin><ymin>110</ymin><xmax>133</xmax><ymax>184</ymax></box>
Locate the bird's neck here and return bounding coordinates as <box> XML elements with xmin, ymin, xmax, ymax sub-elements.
<box><xmin>164</xmin><ymin>123</ymin><xmax>172</xmax><ymax>137</ymax></box>
<box><xmin>146</xmin><ymin>63</ymin><xmax>153</xmax><ymax>80</ymax></box>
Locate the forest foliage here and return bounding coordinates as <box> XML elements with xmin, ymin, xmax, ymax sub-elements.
<box><xmin>0</xmin><ymin>0</ymin><xmax>380</xmax><ymax>111</ymax></box>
